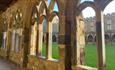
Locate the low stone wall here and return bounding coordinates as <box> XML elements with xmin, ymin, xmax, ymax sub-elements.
<box><xmin>9</xmin><ymin>51</ymin><xmax>23</xmax><ymax>66</ymax></box>
<box><xmin>72</xmin><ymin>65</ymin><xmax>97</xmax><ymax>70</ymax></box>
<box><xmin>27</xmin><ymin>55</ymin><xmax>64</xmax><ymax>70</ymax></box>
<box><xmin>0</xmin><ymin>48</ymin><xmax>7</xmax><ymax>58</ymax></box>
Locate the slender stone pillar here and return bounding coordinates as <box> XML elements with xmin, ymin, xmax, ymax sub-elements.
<box><xmin>48</xmin><ymin>22</ymin><xmax>52</xmax><ymax>59</ymax></box>
<box><xmin>38</xmin><ymin>24</ymin><xmax>43</xmax><ymax>56</ymax></box>
<box><xmin>12</xmin><ymin>30</ymin><xmax>16</xmax><ymax>51</ymax></box>
<box><xmin>46</xmin><ymin>21</ymin><xmax>52</xmax><ymax>59</ymax></box>
<box><xmin>6</xmin><ymin>14</ymin><xmax>13</xmax><ymax>59</ymax></box>
<box><xmin>96</xmin><ymin>10</ymin><xmax>106</xmax><ymax>70</ymax></box>
<box><xmin>30</xmin><ymin>22</ymin><xmax>37</xmax><ymax>55</ymax></box>
<box><xmin>6</xmin><ymin>28</ymin><xmax>11</xmax><ymax>59</ymax></box>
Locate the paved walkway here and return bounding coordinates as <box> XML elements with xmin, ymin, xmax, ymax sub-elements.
<box><xmin>0</xmin><ymin>58</ymin><xmax>18</xmax><ymax>70</ymax></box>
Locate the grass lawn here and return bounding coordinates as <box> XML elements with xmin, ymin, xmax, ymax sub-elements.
<box><xmin>85</xmin><ymin>44</ymin><xmax>115</xmax><ymax>70</ymax></box>
<box><xmin>42</xmin><ymin>43</ymin><xmax>115</xmax><ymax>70</ymax></box>
<box><xmin>42</xmin><ymin>43</ymin><xmax>59</xmax><ymax>59</ymax></box>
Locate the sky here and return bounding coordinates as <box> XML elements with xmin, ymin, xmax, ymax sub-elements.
<box><xmin>48</xmin><ymin>0</ymin><xmax>115</xmax><ymax>18</ymax></box>
<box><xmin>82</xmin><ymin>0</ymin><xmax>115</xmax><ymax>18</ymax></box>
<box><xmin>48</xmin><ymin>0</ymin><xmax>58</xmax><ymax>12</ymax></box>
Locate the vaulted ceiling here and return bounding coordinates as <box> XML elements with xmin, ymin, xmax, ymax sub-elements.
<box><xmin>0</xmin><ymin>0</ymin><xmax>17</xmax><ymax>12</ymax></box>
<box><xmin>0</xmin><ymin>0</ymin><xmax>112</xmax><ymax>12</ymax></box>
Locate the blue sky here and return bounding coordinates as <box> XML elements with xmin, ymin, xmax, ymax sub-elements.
<box><xmin>48</xmin><ymin>0</ymin><xmax>58</xmax><ymax>12</ymax></box>
<box><xmin>48</xmin><ymin>0</ymin><xmax>115</xmax><ymax>18</ymax></box>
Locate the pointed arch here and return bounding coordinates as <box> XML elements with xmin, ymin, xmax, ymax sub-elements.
<box><xmin>76</xmin><ymin>1</ymin><xmax>96</xmax><ymax>16</ymax></box>
<box><xmin>39</xmin><ymin>0</ymin><xmax>48</xmax><ymax>15</ymax></box>
<box><xmin>101</xmin><ymin>0</ymin><xmax>113</xmax><ymax>11</ymax></box>
<box><xmin>87</xmin><ymin>34</ymin><xmax>94</xmax><ymax>42</ymax></box>
<box><xmin>38</xmin><ymin>15</ymin><xmax>46</xmax><ymax>24</ymax></box>
<box><xmin>31</xmin><ymin>5</ymin><xmax>39</xmax><ymax>25</ymax></box>
<box><xmin>49</xmin><ymin>11</ymin><xmax>59</xmax><ymax>22</ymax></box>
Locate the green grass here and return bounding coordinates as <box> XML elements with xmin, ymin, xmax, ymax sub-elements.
<box><xmin>42</xmin><ymin>43</ymin><xmax>115</xmax><ymax>70</ymax></box>
<box><xmin>84</xmin><ymin>44</ymin><xmax>97</xmax><ymax>67</ymax></box>
<box><xmin>42</xmin><ymin>43</ymin><xmax>59</xmax><ymax>59</ymax></box>
<box><xmin>84</xmin><ymin>44</ymin><xmax>115</xmax><ymax>70</ymax></box>
<box><xmin>105</xmin><ymin>44</ymin><xmax>115</xmax><ymax>70</ymax></box>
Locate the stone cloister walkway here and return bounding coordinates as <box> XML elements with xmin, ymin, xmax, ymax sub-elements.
<box><xmin>0</xmin><ymin>58</ymin><xmax>19</xmax><ymax>70</ymax></box>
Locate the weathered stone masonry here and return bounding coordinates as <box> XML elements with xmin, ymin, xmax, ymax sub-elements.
<box><xmin>0</xmin><ymin>0</ymin><xmax>113</xmax><ymax>70</ymax></box>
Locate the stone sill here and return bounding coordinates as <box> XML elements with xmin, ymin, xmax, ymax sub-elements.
<box><xmin>38</xmin><ymin>56</ymin><xmax>59</xmax><ymax>62</ymax></box>
<box><xmin>28</xmin><ymin>55</ymin><xmax>59</xmax><ymax>63</ymax></box>
<box><xmin>72</xmin><ymin>65</ymin><xmax>97</xmax><ymax>70</ymax></box>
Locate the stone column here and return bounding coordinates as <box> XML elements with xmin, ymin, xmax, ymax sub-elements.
<box><xmin>6</xmin><ymin>13</ymin><xmax>14</xmax><ymax>59</ymax></box>
<box><xmin>58</xmin><ymin>9</ymin><xmax>65</xmax><ymax>70</ymax></box>
<box><xmin>11</xmin><ymin>30</ymin><xmax>15</xmax><ymax>51</ymax></box>
<box><xmin>76</xmin><ymin>15</ymin><xmax>85</xmax><ymax>65</ymax></box>
<box><xmin>22</xmin><ymin>0</ymin><xmax>36</xmax><ymax>67</ymax></box>
<box><xmin>38</xmin><ymin>24</ymin><xmax>43</xmax><ymax>56</ymax></box>
<box><xmin>46</xmin><ymin>21</ymin><xmax>52</xmax><ymax>59</ymax></box>
<box><xmin>57</xmin><ymin>2</ymin><xmax>66</xmax><ymax>70</ymax></box>
<box><xmin>96</xmin><ymin>10</ymin><xmax>106</xmax><ymax>70</ymax></box>
<box><xmin>58</xmin><ymin>15</ymin><xmax>65</xmax><ymax>61</ymax></box>
<box><xmin>30</xmin><ymin>22</ymin><xmax>37</xmax><ymax>55</ymax></box>
<box><xmin>48</xmin><ymin>22</ymin><xmax>53</xmax><ymax>59</ymax></box>
<box><xmin>6</xmin><ymin>22</ymin><xmax>11</xmax><ymax>59</ymax></box>
<box><xmin>65</xmin><ymin>0</ymin><xmax>77</xmax><ymax>70</ymax></box>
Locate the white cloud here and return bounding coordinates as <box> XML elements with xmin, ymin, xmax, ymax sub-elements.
<box><xmin>104</xmin><ymin>0</ymin><xmax>115</xmax><ymax>14</ymax></box>
<box><xmin>82</xmin><ymin>0</ymin><xmax>115</xmax><ymax>18</ymax></box>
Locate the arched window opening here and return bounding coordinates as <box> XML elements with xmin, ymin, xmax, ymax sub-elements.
<box><xmin>41</xmin><ymin>18</ymin><xmax>47</xmax><ymax>58</ymax></box>
<box><xmin>11</xmin><ymin>14</ymin><xmax>16</xmax><ymax>51</ymax></box>
<box><xmin>77</xmin><ymin>7</ymin><xmax>97</xmax><ymax>68</ymax></box>
<box><xmin>10</xmin><ymin>10</ymin><xmax>23</xmax><ymax>53</ymax></box>
<box><xmin>51</xmin><ymin>15</ymin><xmax>59</xmax><ymax>59</ymax></box>
<box><xmin>87</xmin><ymin>35</ymin><xmax>93</xmax><ymax>42</ymax></box>
<box><xmin>104</xmin><ymin>1</ymin><xmax>115</xmax><ymax>69</ymax></box>
<box><xmin>15</xmin><ymin>10</ymin><xmax>23</xmax><ymax>53</ymax></box>
<box><xmin>52</xmin><ymin>34</ymin><xmax>57</xmax><ymax>42</ymax></box>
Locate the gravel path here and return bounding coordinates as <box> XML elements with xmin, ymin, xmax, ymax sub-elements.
<box><xmin>0</xmin><ymin>58</ymin><xmax>18</xmax><ymax>70</ymax></box>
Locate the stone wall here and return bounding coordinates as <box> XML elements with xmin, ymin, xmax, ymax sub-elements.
<box><xmin>0</xmin><ymin>0</ymin><xmax>66</xmax><ymax>70</ymax></box>
<box><xmin>0</xmin><ymin>0</ymin><xmax>29</xmax><ymax>66</ymax></box>
<box><xmin>9</xmin><ymin>51</ymin><xmax>23</xmax><ymax>66</ymax></box>
<box><xmin>0</xmin><ymin>49</ymin><xmax>7</xmax><ymax>58</ymax></box>
<box><xmin>27</xmin><ymin>55</ymin><xmax>64</xmax><ymax>70</ymax></box>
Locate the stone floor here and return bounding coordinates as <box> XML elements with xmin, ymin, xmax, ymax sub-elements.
<box><xmin>0</xmin><ymin>58</ymin><xmax>18</xmax><ymax>70</ymax></box>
